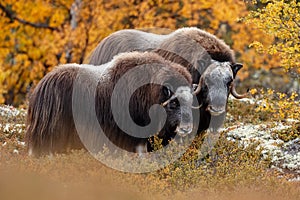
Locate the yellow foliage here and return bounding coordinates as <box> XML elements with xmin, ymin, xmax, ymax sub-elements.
<box><xmin>0</xmin><ymin>0</ymin><xmax>297</xmax><ymax>105</ymax></box>
<box><xmin>245</xmin><ymin>0</ymin><xmax>300</xmax><ymax>70</ymax></box>
<box><xmin>0</xmin><ymin>69</ymin><xmax>7</xmax><ymax>104</ymax></box>
<box><xmin>254</xmin><ymin>88</ymin><xmax>300</xmax><ymax>121</ymax></box>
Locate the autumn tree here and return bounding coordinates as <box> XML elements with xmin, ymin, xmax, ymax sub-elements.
<box><xmin>0</xmin><ymin>0</ymin><xmax>295</xmax><ymax>105</ymax></box>
<box><xmin>245</xmin><ymin>0</ymin><xmax>299</xmax><ymax>70</ymax></box>
<box><xmin>240</xmin><ymin>0</ymin><xmax>300</xmax><ymax>93</ymax></box>
<box><xmin>0</xmin><ymin>0</ymin><xmax>125</xmax><ymax>105</ymax></box>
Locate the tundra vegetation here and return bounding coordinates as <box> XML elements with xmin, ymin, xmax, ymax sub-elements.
<box><xmin>0</xmin><ymin>0</ymin><xmax>299</xmax><ymax>199</ymax></box>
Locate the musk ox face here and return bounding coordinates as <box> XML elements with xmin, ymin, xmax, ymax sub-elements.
<box><xmin>193</xmin><ymin>61</ymin><xmax>244</xmax><ymax>129</ymax></box>
<box><xmin>160</xmin><ymin>84</ymin><xmax>194</xmax><ymax>137</ymax></box>
<box><xmin>201</xmin><ymin>62</ymin><xmax>234</xmax><ymax>116</ymax></box>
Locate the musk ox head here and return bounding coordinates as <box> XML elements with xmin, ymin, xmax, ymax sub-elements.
<box><xmin>193</xmin><ymin>61</ymin><xmax>247</xmax><ymax>131</ymax></box>
<box><xmin>113</xmin><ymin>57</ymin><xmax>194</xmax><ymax>144</ymax></box>
<box><xmin>159</xmin><ymin>82</ymin><xmax>194</xmax><ymax>137</ymax></box>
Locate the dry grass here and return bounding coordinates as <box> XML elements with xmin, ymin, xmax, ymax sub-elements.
<box><xmin>0</xmin><ymin>147</ymin><xmax>299</xmax><ymax>200</ymax></box>
<box><xmin>0</xmin><ymin>91</ymin><xmax>299</xmax><ymax>200</ymax></box>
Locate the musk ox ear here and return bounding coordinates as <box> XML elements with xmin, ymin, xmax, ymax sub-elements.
<box><xmin>231</xmin><ymin>63</ymin><xmax>243</xmax><ymax>78</ymax></box>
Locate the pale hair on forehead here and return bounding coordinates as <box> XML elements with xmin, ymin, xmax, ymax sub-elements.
<box><xmin>202</xmin><ymin>61</ymin><xmax>233</xmax><ymax>82</ymax></box>
<box><xmin>175</xmin><ymin>86</ymin><xmax>193</xmax><ymax>103</ymax></box>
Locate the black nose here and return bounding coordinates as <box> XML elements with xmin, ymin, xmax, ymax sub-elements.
<box><xmin>181</xmin><ymin>126</ymin><xmax>192</xmax><ymax>133</ymax></box>
<box><xmin>177</xmin><ymin>124</ymin><xmax>193</xmax><ymax>136</ymax></box>
<box><xmin>207</xmin><ymin>105</ymin><xmax>225</xmax><ymax>116</ymax></box>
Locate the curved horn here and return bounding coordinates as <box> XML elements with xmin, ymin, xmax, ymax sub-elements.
<box><xmin>192</xmin><ymin>82</ymin><xmax>201</xmax><ymax>95</ymax></box>
<box><xmin>161</xmin><ymin>95</ymin><xmax>177</xmax><ymax>107</ymax></box>
<box><xmin>191</xmin><ymin>104</ymin><xmax>202</xmax><ymax>109</ymax></box>
<box><xmin>230</xmin><ymin>82</ymin><xmax>248</xmax><ymax>99</ymax></box>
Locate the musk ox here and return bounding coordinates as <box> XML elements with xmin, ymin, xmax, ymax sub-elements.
<box><xmin>89</xmin><ymin>27</ymin><xmax>235</xmax><ymax>67</ymax></box>
<box><xmin>88</xmin><ymin>27</ymin><xmax>247</xmax><ymax>133</ymax></box>
<box><xmin>25</xmin><ymin>52</ymin><xmax>196</xmax><ymax>156</ymax></box>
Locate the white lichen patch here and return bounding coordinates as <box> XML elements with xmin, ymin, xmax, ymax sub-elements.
<box><xmin>0</xmin><ymin>105</ymin><xmax>26</xmax><ymax>118</ymax></box>
<box><xmin>0</xmin><ymin>105</ymin><xmax>26</xmax><ymax>151</ymax></box>
<box><xmin>0</xmin><ymin>123</ymin><xmax>26</xmax><ymax>135</ymax></box>
<box><xmin>225</xmin><ymin>121</ymin><xmax>300</xmax><ymax>179</ymax></box>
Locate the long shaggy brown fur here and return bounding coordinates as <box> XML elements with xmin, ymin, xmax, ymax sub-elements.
<box><xmin>26</xmin><ymin>52</ymin><xmax>192</xmax><ymax>156</ymax></box>
<box><xmin>88</xmin><ymin>27</ymin><xmax>235</xmax><ymax>67</ymax></box>
<box><xmin>88</xmin><ymin>27</ymin><xmax>240</xmax><ymax>134</ymax></box>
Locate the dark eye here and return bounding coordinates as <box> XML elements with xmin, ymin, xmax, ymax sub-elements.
<box><xmin>226</xmin><ymin>79</ymin><xmax>233</xmax><ymax>87</ymax></box>
<box><xmin>163</xmin><ymin>86</ymin><xmax>172</xmax><ymax>98</ymax></box>
<box><xmin>169</xmin><ymin>99</ymin><xmax>179</xmax><ymax>109</ymax></box>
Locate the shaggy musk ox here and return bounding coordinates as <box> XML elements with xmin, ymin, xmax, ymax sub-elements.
<box><xmin>89</xmin><ymin>27</ymin><xmax>236</xmax><ymax>67</ymax></box>
<box><xmin>88</xmin><ymin>27</ymin><xmax>247</xmax><ymax>133</ymax></box>
<box><xmin>26</xmin><ymin>52</ymin><xmax>196</xmax><ymax>156</ymax></box>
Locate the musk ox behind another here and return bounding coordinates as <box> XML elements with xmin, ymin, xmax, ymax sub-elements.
<box><xmin>26</xmin><ymin>51</ymin><xmax>196</xmax><ymax>157</ymax></box>
<box><xmin>88</xmin><ymin>27</ymin><xmax>248</xmax><ymax>134</ymax></box>
<box><xmin>88</xmin><ymin>27</ymin><xmax>236</xmax><ymax>67</ymax></box>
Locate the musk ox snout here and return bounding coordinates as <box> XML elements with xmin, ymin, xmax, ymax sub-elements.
<box><xmin>207</xmin><ymin>92</ymin><xmax>228</xmax><ymax>116</ymax></box>
<box><xmin>176</xmin><ymin>106</ymin><xmax>193</xmax><ymax>136</ymax></box>
<box><xmin>174</xmin><ymin>86</ymin><xmax>194</xmax><ymax>136</ymax></box>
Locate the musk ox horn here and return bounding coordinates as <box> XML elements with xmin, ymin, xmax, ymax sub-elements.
<box><xmin>161</xmin><ymin>94</ymin><xmax>177</xmax><ymax>107</ymax></box>
<box><xmin>230</xmin><ymin>82</ymin><xmax>248</xmax><ymax>99</ymax></box>
<box><xmin>191</xmin><ymin>104</ymin><xmax>202</xmax><ymax>109</ymax></box>
<box><xmin>162</xmin><ymin>87</ymin><xmax>201</xmax><ymax>109</ymax></box>
<box><xmin>162</xmin><ymin>95</ymin><xmax>202</xmax><ymax>109</ymax></box>
<box><xmin>192</xmin><ymin>82</ymin><xmax>201</xmax><ymax>95</ymax></box>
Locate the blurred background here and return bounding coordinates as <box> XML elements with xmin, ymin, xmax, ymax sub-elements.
<box><xmin>0</xmin><ymin>2</ymin><xmax>299</xmax><ymax>199</ymax></box>
<box><xmin>0</xmin><ymin>0</ymin><xmax>299</xmax><ymax>106</ymax></box>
